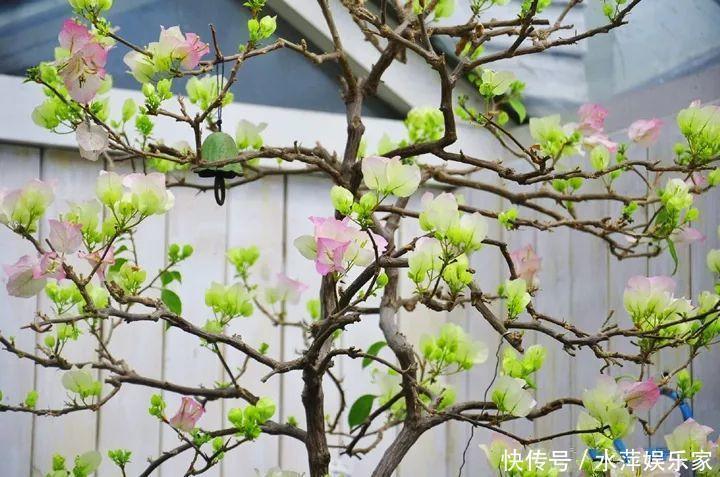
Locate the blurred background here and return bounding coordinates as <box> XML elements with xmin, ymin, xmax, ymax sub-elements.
<box><xmin>0</xmin><ymin>1</ymin><xmax>719</xmax><ymax>476</ymax></box>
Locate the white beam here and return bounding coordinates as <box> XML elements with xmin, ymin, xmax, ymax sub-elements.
<box><xmin>267</xmin><ymin>0</ymin><xmax>478</xmax><ymax>112</ymax></box>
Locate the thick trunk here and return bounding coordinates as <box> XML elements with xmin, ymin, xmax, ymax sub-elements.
<box><xmin>300</xmin><ymin>275</ymin><xmax>337</xmax><ymax>477</ymax></box>
<box><xmin>302</xmin><ymin>368</ymin><xmax>330</xmax><ymax>477</ymax></box>
<box><xmin>371</xmin><ymin>424</ymin><xmax>424</xmax><ymax>477</ymax></box>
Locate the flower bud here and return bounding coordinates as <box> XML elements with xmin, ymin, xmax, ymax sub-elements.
<box><xmin>330</xmin><ymin>186</ymin><xmax>354</xmax><ymax>215</ymax></box>
<box><xmin>359</xmin><ymin>191</ymin><xmax>378</xmax><ymax>211</ymax></box>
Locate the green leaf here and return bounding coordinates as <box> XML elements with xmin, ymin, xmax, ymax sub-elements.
<box><xmin>160</xmin><ymin>270</ymin><xmax>182</xmax><ymax>286</ymax></box>
<box><xmin>666</xmin><ymin>238</ymin><xmax>679</xmax><ymax>275</ymax></box>
<box><xmin>362</xmin><ymin>341</ymin><xmax>387</xmax><ymax>368</ymax></box>
<box><xmin>108</xmin><ymin>257</ymin><xmax>127</xmax><ymax>274</ymax></box>
<box><xmin>508</xmin><ymin>98</ymin><xmax>527</xmax><ymax>122</ymax></box>
<box><xmin>161</xmin><ymin>271</ymin><xmax>173</xmax><ymax>286</ymax></box>
<box><xmin>161</xmin><ymin>289</ymin><xmax>182</xmax><ymax>315</ymax></box>
<box><xmin>348</xmin><ymin>394</ymin><xmax>375</xmax><ymax>428</ymax></box>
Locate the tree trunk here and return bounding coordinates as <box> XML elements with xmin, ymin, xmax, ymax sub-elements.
<box><xmin>302</xmin><ymin>367</ymin><xmax>330</xmax><ymax>477</ymax></box>
<box><xmin>371</xmin><ymin>424</ymin><xmax>424</xmax><ymax>477</ymax></box>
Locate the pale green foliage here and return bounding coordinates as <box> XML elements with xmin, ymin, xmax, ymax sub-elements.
<box><xmin>248</xmin><ymin>16</ymin><xmax>277</xmax><ymax>43</ymax></box>
<box><xmin>491</xmin><ymin>375</ymin><xmax>536</xmax><ymax>417</ymax></box>
<box><xmin>186</xmin><ymin>75</ymin><xmax>234</xmax><ymax>111</ymax></box>
<box><xmin>501</xmin><ymin>344</ymin><xmax>546</xmax><ymax>388</ymax></box>
<box><xmin>405</xmin><ymin>107</ymin><xmax>445</xmax><ymax>143</ymax></box>
<box><xmin>529</xmin><ymin>115</ymin><xmax>581</xmax><ymax>159</ymax></box>
<box><xmin>676</xmin><ymin>369</ymin><xmax>703</xmax><ymax>399</ymax></box>
<box><xmin>148</xmin><ymin>393</ymin><xmax>166</xmax><ymax>418</ymax></box>
<box><xmin>227</xmin><ymin>397</ymin><xmax>276</xmax><ymax>439</ymax></box>
<box><xmin>110</xmin><ymin>261</ymin><xmax>146</xmax><ymax>294</ymax></box>
<box><xmin>62</xmin><ymin>367</ymin><xmax>102</xmax><ymax>400</ymax></box>
<box><xmin>227</xmin><ymin>246</ymin><xmax>260</xmax><ymax>279</ymax></box>
<box><xmin>420</xmin><ymin>323</ymin><xmax>488</xmax><ymax>373</ymax></box>
<box><xmin>499</xmin><ymin>278</ymin><xmax>531</xmax><ymax>319</ymax></box>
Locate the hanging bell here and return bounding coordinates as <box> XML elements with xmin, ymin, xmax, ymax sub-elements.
<box><xmin>198</xmin><ymin>131</ymin><xmax>240</xmax><ymax>206</ymax></box>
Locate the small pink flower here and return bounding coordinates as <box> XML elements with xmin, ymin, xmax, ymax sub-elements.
<box><xmin>294</xmin><ymin>216</ymin><xmax>387</xmax><ymax>276</ymax></box>
<box><xmin>509</xmin><ymin>245</ymin><xmax>541</xmax><ymax>286</ymax></box>
<box><xmin>156</xmin><ymin>26</ymin><xmax>209</xmax><ymax>69</ymax></box>
<box><xmin>79</xmin><ymin>246</ymin><xmax>115</xmax><ymax>281</ymax></box>
<box><xmin>179</xmin><ymin>32</ymin><xmax>209</xmax><ymax>69</ymax></box>
<box><xmin>583</xmin><ymin>133</ymin><xmax>618</xmax><ymax>153</ymax></box>
<box><xmin>4</xmin><ymin>255</ymin><xmax>47</xmax><ymax>298</ymax></box>
<box><xmin>626</xmin><ymin>275</ymin><xmax>676</xmax><ymax>295</ymax></box>
<box><xmin>620</xmin><ymin>378</ymin><xmax>660</xmax><ymax>412</ymax></box>
<box><xmin>169</xmin><ymin>397</ymin><xmax>204</xmax><ymax>432</ymax></box>
<box><xmin>34</xmin><ymin>252</ymin><xmax>66</xmax><ymax>281</ymax></box>
<box><xmin>57</xmin><ymin>20</ymin><xmax>109</xmax><ymax>103</ymax></box>
<box><xmin>273</xmin><ymin>273</ymin><xmax>308</xmax><ymax>304</ymax></box>
<box><xmin>578</xmin><ymin>103</ymin><xmax>608</xmax><ymax>134</ymax></box>
<box><xmin>49</xmin><ymin>219</ymin><xmax>83</xmax><ymax>254</ymax></box>
<box><xmin>686</xmin><ymin>173</ymin><xmax>708</xmax><ymax>189</ymax></box>
<box><xmin>316</xmin><ymin>237</ymin><xmax>351</xmax><ymax>275</ymax></box>
<box><xmin>628</xmin><ymin>118</ymin><xmax>663</xmax><ymax>147</ymax></box>
<box><xmin>673</xmin><ymin>227</ymin><xmax>706</xmax><ymax>245</ymax></box>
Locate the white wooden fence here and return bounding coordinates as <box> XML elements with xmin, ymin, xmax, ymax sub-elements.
<box><xmin>0</xmin><ymin>73</ymin><xmax>719</xmax><ymax>476</ymax></box>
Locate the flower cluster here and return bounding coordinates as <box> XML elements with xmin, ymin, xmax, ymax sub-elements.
<box><xmin>227</xmin><ymin>397</ymin><xmax>276</xmax><ymax>440</ymax></box>
<box><xmin>294</xmin><ymin>216</ymin><xmax>387</xmax><ymax>276</ymax></box>
<box><xmin>2</xmin><ymin>171</ymin><xmax>174</xmax><ymax>300</ymax></box>
<box><xmin>529</xmin><ymin>114</ymin><xmax>581</xmax><ymax>159</ymax></box>
<box><xmin>676</xmin><ymin>101</ymin><xmax>720</xmax><ymax>165</ymax></box>
<box><xmin>577</xmin><ymin>376</ymin><xmax>660</xmax><ymax>447</ymax></box>
<box><xmin>56</xmin><ymin>20</ymin><xmax>110</xmax><ymax>103</ymax></box>
<box><xmin>0</xmin><ymin>179</ymin><xmax>54</xmax><ymax>232</ymax></box>
<box><xmin>407</xmin><ymin>192</ymin><xmax>488</xmax><ymax>294</ymax></box>
<box><xmin>419</xmin><ymin>323</ymin><xmax>488</xmax><ymax>374</ymax></box>
<box><xmin>61</xmin><ymin>366</ymin><xmax>103</xmax><ymax>402</ymax></box>
<box><xmin>490</xmin><ymin>345</ymin><xmax>547</xmax><ymax>417</ymax></box>
<box><xmin>124</xmin><ymin>26</ymin><xmax>209</xmax><ymax>84</ymax></box>
<box><xmin>621</xmin><ymin>275</ymin><xmax>716</xmax><ymax>347</ymax></box>
<box><xmin>204</xmin><ymin>282</ymin><xmax>254</xmax><ymax>327</ymax></box>
<box><xmin>96</xmin><ymin>171</ymin><xmax>175</xmax><ymax>217</ymax></box>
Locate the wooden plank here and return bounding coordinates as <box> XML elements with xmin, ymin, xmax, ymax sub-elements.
<box><xmin>602</xmin><ymin>127</ymin><xmax>651</xmax><ymax>452</ymax></box>
<box><xmin>32</xmin><ymin>149</ymin><xmax>101</xmax><ymax>473</ymax></box>
<box><xmin>396</xmin><ymin>192</ymin><xmax>448</xmax><ymax>477</ymax></box>
<box><xmin>688</xmin><ymin>176</ymin><xmax>720</xmax><ymax>432</ymax></box>
<box><xmin>280</xmin><ymin>176</ymin><xmax>333</xmax><ymax>474</ymax></box>
<box><xmin>0</xmin><ymin>144</ymin><xmax>41</xmax><ymax>477</ymax></box>
<box><xmin>96</xmin><ymin>183</ymin><xmax>166</xmax><ymax>477</ymax></box>
<box><xmin>647</xmin><ymin>125</ymin><xmax>693</xmax><ymax>447</ymax></box>
<box><xmin>221</xmin><ymin>177</ymin><xmax>285</xmax><ymax>474</ymax></box>
<box><xmin>458</xmin><ymin>173</ymin><xmax>510</xmax><ymax>476</ymax></box>
<box><xmin>160</xmin><ymin>185</ymin><xmax>226</xmax><ymax>477</ymax></box>
<box><xmin>532</xmin><ymin>215</ymin><xmax>573</xmax><ymax>457</ymax></box>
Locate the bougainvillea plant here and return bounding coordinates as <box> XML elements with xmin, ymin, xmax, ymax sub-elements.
<box><xmin>2</xmin><ymin>0</ymin><xmax>720</xmax><ymax>475</ymax></box>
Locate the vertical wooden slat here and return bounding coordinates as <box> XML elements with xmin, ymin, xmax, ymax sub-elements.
<box><xmin>459</xmin><ymin>172</ymin><xmax>510</xmax><ymax>476</ymax></box>
<box><xmin>96</xmin><ymin>209</ymin><xmax>166</xmax><ymax>476</ymax></box>
<box><xmin>396</xmin><ymin>193</ymin><xmax>448</xmax><ymax>477</ymax></box>
<box><xmin>32</xmin><ymin>149</ymin><xmax>101</xmax><ymax>472</ymax></box>
<box><xmin>221</xmin><ymin>177</ymin><xmax>285</xmax><ymax>474</ymax></box>
<box><xmin>532</xmin><ymin>220</ymin><xmax>573</xmax><ymax>455</ymax></box>
<box><xmin>0</xmin><ymin>144</ymin><xmax>41</xmax><ymax>477</ymax></box>
<box><xmin>688</xmin><ymin>177</ymin><xmax>720</xmax><ymax>432</ymax></box>
<box><xmin>647</xmin><ymin>124</ymin><xmax>693</xmax><ymax>447</ymax></box>
<box><xmin>603</xmin><ymin>127</ymin><xmax>652</xmax><ymax>452</ymax></box>
<box><xmin>280</xmin><ymin>175</ymin><xmax>333</xmax><ymax>474</ymax></box>
<box><xmin>160</xmin><ymin>186</ymin><xmax>226</xmax><ymax>476</ymax></box>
